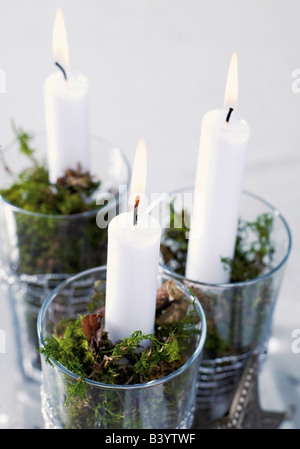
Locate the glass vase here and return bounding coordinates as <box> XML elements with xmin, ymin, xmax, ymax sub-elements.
<box><xmin>37</xmin><ymin>265</ymin><xmax>207</xmax><ymax>429</ymax></box>
<box><xmin>148</xmin><ymin>188</ymin><xmax>292</xmax><ymax>422</ymax></box>
<box><xmin>0</xmin><ymin>135</ymin><xmax>130</xmax><ymax>381</ymax></box>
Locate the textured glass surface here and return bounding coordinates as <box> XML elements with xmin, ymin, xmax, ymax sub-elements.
<box><xmin>37</xmin><ymin>266</ymin><xmax>207</xmax><ymax>429</ymax></box>
<box><xmin>0</xmin><ymin>137</ymin><xmax>130</xmax><ymax>381</ymax></box>
<box><xmin>148</xmin><ymin>188</ymin><xmax>292</xmax><ymax>420</ymax></box>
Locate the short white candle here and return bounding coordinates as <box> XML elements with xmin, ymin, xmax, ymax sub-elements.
<box><xmin>105</xmin><ymin>139</ymin><xmax>161</xmax><ymax>345</ymax></box>
<box><xmin>186</xmin><ymin>53</ymin><xmax>250</xmax><ymax>284</ymax></box>
<box><xmin>44</xmin><ymin>8</ymin><xmax>90</xmax><ymax>185</ymax></box>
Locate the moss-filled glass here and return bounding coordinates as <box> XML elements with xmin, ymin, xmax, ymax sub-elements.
<box><xmin>0</xmin><ymin>135</ymin><xmax>130</xmax><ymax>381</ymax></box>
<box><xmin>147</xmin><ymin>188</ymin><xmax>292</xmax><ymax>422</ymax></box>
<box><xmin>37</xmin><ymin>266</ymin><xmax>207</xmax><ymax>429</ymax></box>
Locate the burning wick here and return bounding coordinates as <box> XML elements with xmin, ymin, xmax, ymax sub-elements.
<box><xmin>55</xmin><ymin>61</ymin><xmax>67</xmax><ymax>81</ymax></box>
<box><xmin>133</xmin><ymin>196</ymin><xmax>140</xmax><ymax>226</ymax></box>
<box><xmin>225</xmin><ymin>107</ymin><xmax>234</xmax><ymax>123</ymax></box>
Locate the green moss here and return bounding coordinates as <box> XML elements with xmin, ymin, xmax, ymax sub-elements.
<box><xmin>221</xmin><ymin>213</ymin><xmax>275</xmax><ymax>282</ymax></box>
<box><xmin>160</xmin><ymin>201</ymin><xmax>189</xmax><ymax>276</ymax></box>
<box><xmin>0</xmin><ymin>124</ymin><xmax>109</xmax><ymax>275</ymax></box>
<box><xmin>161</xmin><ymin>200</ymin><xmax>275</xmax><ymax>283</ymax></box>
<box><xmin>0</xmin><ymin>124</ymin><xmax>101</xmax><ymax>215</ymax></box>
<box><xmin>39</xmin><ymin>290</ymin><xmax>200</xmax><ymax>405</ymax></box>
<box><xmin>0</xmin><ymin>125</ymin><xmax>110</xmax><ymax>370</ymax></box>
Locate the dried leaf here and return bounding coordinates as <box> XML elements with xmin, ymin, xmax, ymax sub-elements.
<box><xmin>156</xmin><ymin>280</ymin><xmax>183</xmax><ymax>314</ymax></box>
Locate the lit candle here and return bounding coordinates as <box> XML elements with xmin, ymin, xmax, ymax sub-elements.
<box><xmin>185</xmin><ymin>53</ymin><xmax>250</xmax><ymax>284</ymax></box>
<box><xmin>44</xmin><ymin>8</ymin><xmax>90</xmax><ymax>184</ymax></box>
<box><xmin>105</xmin><ymin>139</ymin><xmax>161</xmax><ymax>345</ymax></box>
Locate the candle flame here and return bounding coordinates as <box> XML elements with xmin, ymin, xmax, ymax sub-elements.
<box><xmin>130</xmin><ymin>138</ymin><xmax>147</xmax><ymax>198</ymax></box>
<box><xmin>224</xmin><ymin>52</ymin><xmax>238</xmax><ymax>110</ymax></box>
<box><xmin>52</xmin><ymin>8</ymin><xmax>70</xmax><ymax>71</ymax></box>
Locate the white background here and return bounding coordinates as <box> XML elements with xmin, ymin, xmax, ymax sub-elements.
<box><xmin>0</xmin><ymin>0</ymin><xmax>299</xmax><ymax>428</ymax></box>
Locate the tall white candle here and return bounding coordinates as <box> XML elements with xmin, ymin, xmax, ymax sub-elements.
<box><xmin>105</xmin><ymin>139</ymin><xmax>161</xmax><ymax>345</ymax></box>
<box><xmin>44</xmin><ymin>8</ymin><xmax>90</xmax><ymax>185</ymax></box>
<box><xmin>185</xmin><ymin>53</ymin><xmax>250</xmax><ymax>284</ymax></box>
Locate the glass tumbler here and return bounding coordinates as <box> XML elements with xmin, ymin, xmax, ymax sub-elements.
<box><xmin>148</xmin><ymin>188</ymin><xmax>292</xmax><ymax>421</ymax></box>
<box><xmin>0</xmin><ymin>135</ymin><xmax>131</xmax><ymax>381</ymax></box>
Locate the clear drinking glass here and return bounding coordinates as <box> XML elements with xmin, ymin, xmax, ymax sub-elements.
<box><xmin>148</xmin><ymin>188</ymin><xmax>292</xmax><ymax>421</ymax></box>
<box><xmin>37</xmin><ymin>266</ymin><xmax>207</xmax><ymax>429</ymax></box>
<box><xmin>0</xmin><ymin>135</ymin><xmax>131</xmax><ymax>381</ymax></box>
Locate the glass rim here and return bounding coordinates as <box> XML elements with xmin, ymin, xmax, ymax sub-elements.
<box><xmin>37</xmin><ymin>265</ymin><xmax>207</xmax><ymax>391</ymax></box>
<box><xmin>0</xmin><ymin>134</ymin><xmax>131</xmax><ymax>220</ymax></box>
<box><xmin>147</xmin><ymin>187</ymin><xmax>292</xmax><ymax>289</ymax></box>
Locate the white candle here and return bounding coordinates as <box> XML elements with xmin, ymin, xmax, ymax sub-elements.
<box><xmin>44</xmin><ymin>8</ymin><xmax>90</xmax><ymax>184</ymax></box>
<box><xmin>105</xmin><ymin>139</ymin><xmax>161</xmax><ymax>345</ymax></box>
<box><xmin>186</xmin><ymin>53</ymin><xmax>250</xmax><ymax>284</ymax></box>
